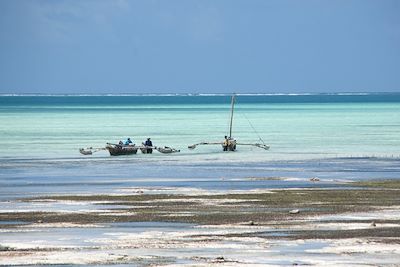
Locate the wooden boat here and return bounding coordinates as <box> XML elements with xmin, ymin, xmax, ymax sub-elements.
<box><xmin>140</xmin><ymin>146</ymin><xmax>153</xmax><ymax>154</ymax></box>
<box><xmin>80</xmin><ymin>144</ymin><xmax>180</xmax><ymax>156</ymax></box>
<box><xmin>188</xmin><ymin>94</ymin><xmax>270</xmax><ymax>151</ymax></box>
<box><xmin>105</xmin><ymin>143</ymin><xmax>138</xmax><ymax>156</ymax></box>
<box><xmin>156</xmin><ymin>146</ymin><xmax>180</xmax><ymax>153</ymax></box>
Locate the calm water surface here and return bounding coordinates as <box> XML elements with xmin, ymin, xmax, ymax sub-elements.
<box><xmin>1</xmin><ymin>94</ymin><xmax>399</xmax><ymax>199</ymax></box>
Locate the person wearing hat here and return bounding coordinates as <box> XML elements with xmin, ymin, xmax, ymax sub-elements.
<box><xmin>144</xmin><ymin>138</ymin><xmax>153</xmax><ymax>153</ymax></box>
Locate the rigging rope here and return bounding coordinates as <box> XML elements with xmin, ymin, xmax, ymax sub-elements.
<box><xmin>241</xmin><ymin>113</ymin><xmax>267</xmax><ymax>146</ymax></box>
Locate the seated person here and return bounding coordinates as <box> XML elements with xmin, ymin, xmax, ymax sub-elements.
<box><xmin>124</xmin><ymin>137</ymin><xmax>133</xmax><ymax>145</ymax></box>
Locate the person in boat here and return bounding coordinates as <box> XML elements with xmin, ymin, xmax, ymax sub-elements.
<box><xmin>144</xmin><ymin>138</ymin><xmax>153</xmax><ymax>153</ymax></box>
<box><xmin>231</xmin><ymin>138</ymin><xmax>237</xmax><ymax>151</ymax></box>
<box><xmin>223</xmin><ymin>136</ymin><xmax>229</xmax><ymax>151</ymax></box>
<box><xmin>124</xmin><ymin>137</ymin><xmax>133</xmax><ymax>145</ymax></box>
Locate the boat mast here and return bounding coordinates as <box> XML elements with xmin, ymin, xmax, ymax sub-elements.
<box><xmin>229</xmin><ymin>94</ymin><xmax>235</xmax><ymax>138</ymax></box>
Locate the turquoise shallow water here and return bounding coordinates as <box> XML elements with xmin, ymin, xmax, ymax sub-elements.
<box><xmin>1</xmin><ymin>94</ymin><xmax>400</xmax><ymax>266</ymax></box>
<box><xmin>0</xmin><ymin>94</ymin><xmax>400</xmax><ymax>200</ymax></box>
<box><xmin>0</xmin><ymin>94</ymin><xmax>399</xmax><ymax>161</ymax></box>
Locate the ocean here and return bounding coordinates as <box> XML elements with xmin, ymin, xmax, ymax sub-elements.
<box><xmin>1</xmin><ymin>94</ymin><xmax>400</xmax><ymax>266</ymax></box>
<box><xmin>1</xmin><ymin>93</ymin><xmax>400</xmax><ymax>199</ymax></box>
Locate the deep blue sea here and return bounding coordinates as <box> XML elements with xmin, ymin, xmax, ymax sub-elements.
<box><xmin>1</xmin><ymin>93</ymin><xmax>399</xmax><ymax>200</ymax></box>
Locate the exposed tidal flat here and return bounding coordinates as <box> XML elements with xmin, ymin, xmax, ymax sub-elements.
<box><xmin>1</xmin><ymin>177</ymin><xmax>400</xmax><ymax>266</ymax></box>
<box><xmin>1</xmin><ymin>158</ymin><xmax>400</xmax><ymax>266</ymax></box>
<box><xmin>1</xmin><ymin>95</ymin><xmax>400</xmax><ymax>266</ymax></box>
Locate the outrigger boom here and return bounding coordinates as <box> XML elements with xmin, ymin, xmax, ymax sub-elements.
<box><xmin>188</xmin><ymin>142</ymin><xmax>222</xmax><ymax>149</ymax></box>
<box><xmin>237</xmin><ymin>143</ymin><xmax>270</xmax><ymax>150</ymax></box>
<box><xmin>79</xmin><ymin>147</ymin><xmax>106</xmax><ymax>155</ymax></box>
<box><xmin>188</xmin><ymin>142</ymin><xmax>270</xmax><ymax>150</ymax></box>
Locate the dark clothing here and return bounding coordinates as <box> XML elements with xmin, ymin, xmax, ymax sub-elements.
<box><xmin>145</xmin><ymin>140</ymin><xmax>152</xmax><ymax>146</ymax></box>
<box><xmin>144</xmin><ymin>140</ymin><xmax>153</xmax><ymax>153</ymax></box>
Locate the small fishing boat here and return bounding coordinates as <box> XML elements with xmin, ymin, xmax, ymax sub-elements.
<box><xmin>106</xmin><ymin>143</ymin><xmax>138</xmax><ymax>156</ymax></box>
<box><xmin>79</xmin><ymin>143</ymin><xmax>180</xmax><ymax>156</ymax></box>
<box><xmin>188</xmin><ymin>94</ymin><xmax>270</xmax><ymax>151</ymax></box>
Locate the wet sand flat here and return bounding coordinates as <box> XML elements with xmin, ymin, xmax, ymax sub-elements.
<box><xmin>1</xmin><ymin>180</ymin><xmax>400</xmax><ymax>266</ymax></box>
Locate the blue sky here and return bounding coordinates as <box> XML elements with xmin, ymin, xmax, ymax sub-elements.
<box><xmin>0</xmin><ymin>0</ymin><xmax>399</xmax><ymax>94</ymax></box>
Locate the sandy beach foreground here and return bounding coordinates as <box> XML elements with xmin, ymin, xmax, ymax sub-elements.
<box><xmin>1</xmin><ymin>179</ymin><xmax>400</xmax><ymax>266</ymax></box>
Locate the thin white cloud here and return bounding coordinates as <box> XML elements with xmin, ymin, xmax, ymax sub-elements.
<box><xmin>27</xmin><ymin>0</ymin><xmax>133</xmax><ymax>44</ymax></box>
<box><xmin>187</xmin><ymin>5</ymin><xmax>225</xmax><ymax>43</ymax></box>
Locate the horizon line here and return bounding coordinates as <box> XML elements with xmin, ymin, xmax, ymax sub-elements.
<box><xmin>1</xmin><ymin>92</ymin><xmax>399</xmax><ymax>97</ymax></box>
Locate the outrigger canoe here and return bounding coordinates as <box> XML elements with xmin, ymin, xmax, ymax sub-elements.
<box><xmin>80</xmin><ymin>143</ymin><xmax>180</xmax><ymax>156</ymax></box>
<box><xmin>188</xmin><ymin>94</ymin><xmax>270</xmax><ymax>151</ymax></box>
<box><xmin>106</xmin><ymin>143</ymin><xmax>138</xmax><ymax>156</ymax></box>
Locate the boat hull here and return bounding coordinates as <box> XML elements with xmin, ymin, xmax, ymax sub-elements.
<box><xmin>140</xmin><ymin>147</ymin><xmax>153</xmax><ymax>154</ymax></box>
<box><xmin>222</xmin><ymin>140</ymin><xmax>237</xmax><ymax>151</ymax></box>
<box><xmin>106</xmin><ymin>145</ymin><xmax>138</xmax><ymax>156</ymax></box>
<box><xmin>156</xmin><ymin>146</ymin><xmax>180</xmax><ymax>153</ymax></box>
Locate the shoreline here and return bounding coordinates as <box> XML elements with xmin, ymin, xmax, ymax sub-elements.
<box><xmin>1</xmin><ymin>180</ymin><xmax>400</xmax><ymax>266</ymax></box>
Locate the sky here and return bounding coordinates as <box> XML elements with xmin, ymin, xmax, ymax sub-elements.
<box><xmin>0</xmin><ymin>0</ymin><xmax>399</xmax><ymax>94</ymax></box>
